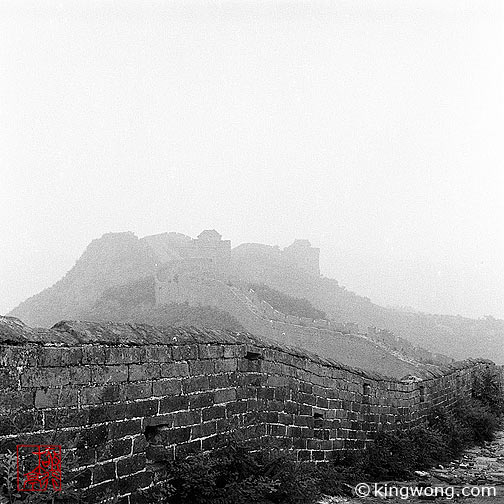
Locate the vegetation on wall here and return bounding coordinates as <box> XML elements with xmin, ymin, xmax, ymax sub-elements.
<box><xmin>247</xmin><ymin>283</ymin><xmax>327</xmax><ymax>320</ymax></box>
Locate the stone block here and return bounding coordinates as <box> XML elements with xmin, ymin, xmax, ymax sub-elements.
<box><xmin>129</xmin><ymin>363</ymin><xmax>161</xmax><ymax>382</ymax></box>
<box><xmin>153</xmin><ymin>379</ymin><xmax>182</xmax><ymax>397</ymax></box>
<box><xmin>198</xmin><ymin>344</ymin><xmax>224</xmax><ymax>359</ymax></box>
<box><xmin>91</xmin><ymin>365</ymin><xmax>128</xmax><ymax>384</ymax></box>
<box><xmin>160</xmin><ymin>362</ymin><xmax>189</xmax><ymax>378</ymax></box>
<box><xmin>189</xmin><ymin>360</ymin><xmax>214</xmax><ymax>375</ymax></box>
<box><xmin>213</xmin><ymin>389</ymin><xmax>236</xmax><ymax>404</ymax></box>
<box><xmin>35</xmin><ymin>388</ymin><xmax>78</xmax><ymax>409</ymax></box>
<box><xmin>159</xmin><ymin>396</ymin><xmax>189</xmax><ymax>414</ymax></box>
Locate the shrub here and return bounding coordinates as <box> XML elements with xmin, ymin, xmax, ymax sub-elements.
<box><xmin>472</xmin><ymin>367</ymin><xmax>504</xmax><ymax>415</ymax></box>
<box><xmin>361</xmin><ymin>430</ymin><xmax>418</xmax><ymax>479</ymax></box>
<box><xmin>154</xmin><ymin>439</ymin><xmax>321</xmax><ymax>504</ymax></box>
<box><xmin>455</xmin><ymin>399</ymin><xmax>500</xmax><ymax>444</ymax></box>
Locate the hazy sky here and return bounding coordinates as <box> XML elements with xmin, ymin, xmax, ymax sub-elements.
<box><xmin>1</xmin><ymin>0</ymin><xmax>503</xmax><ymax>319</ymax></box>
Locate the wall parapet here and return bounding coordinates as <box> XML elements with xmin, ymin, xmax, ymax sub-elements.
<box><xmin>0</xmin><ymin>316</ymin><xmax>496</xmax><ymax>503</ymax></box>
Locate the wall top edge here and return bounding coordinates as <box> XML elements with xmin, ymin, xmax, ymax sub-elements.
<box><xmin>0</xmin><ymin>316</ymin><xmax>492</xmax><ymax>383</ymax></box>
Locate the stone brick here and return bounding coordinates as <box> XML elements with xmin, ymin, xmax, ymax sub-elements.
<box><xmin>189</xmin><ymin>360</ymin><xmax>214</xmax><ymax>375</ymax></box>
<box><xmin>223</xmin><ymin>345</ymin><xmax>244</xmax><ymax>358</ymax></box>
<box><xmin>0</xmin><ymin>329</ymin><xmax>497</xmax><ymax>497</ymax></box>
<box><xmin>172</xmin><ymin>345</ymin><xmax>198</xmax><ymax>360</ymax></box>
<box><xmin>154</xmin><ymin>426</ymin><xmax>191</xmax><ymax>445</ymax></box>
<box><xmin>213</xmin><ymin>389</ymin><xmax>236</xmax><ymax>404</ymax></box>
<box><xmin>129</xmin><ymin>363</ymin><xmax>161</xmax><ymax>381</ymax></box>
<box><xmin>144</xmin><ymin>346</ymin><xmax>172</xmax><ymax>363</ymax></box>
<box><xmin>109</xmin><ymin>419</ymin><xmax>142</xmax><ymax>439</ymax></box>
<box><xmin>105</xmin><ymin>346</ymin><xmax>145</xmax><ymax>365</ymax></box>
<box><xmin>0</xmin><ymin>411</ymin><xmax>43</xmax><ymax>435</ymax></box>
<box><xmin>226</xmin><ymin>401</ymin><xmax>247</xmax><ymax>415</ymax></box>
<box><xmin>191</xmin><ymin>420</ymin><xmax>217</xmax><ymax>439</ymax></box>
<box><xmin>69</xmin><ymin>366</ymin><xmax>92</xmax><ymax>385</ymax></box>
<box><xmin>117</xmin><ymin>471</ymin><xmax>152</xmax><ymax>494</ymax></box>
<box><xmin>81</xmin><ymin>425</ymin><xmax>109</xmax><ymax>448</ymax></box>
<box><xmin>82</xmin><ymin>347</ymin><xmax>106</xmax><ymax>365</ymax></box>
<box><xmin>101</xmin><ymin>384</ymin><xmax>121</xmax><ymax>403</ymax></box>
<box><xmin>35</xmin><ymin>388</ymin><xmax>78</xmax><ymax>409</ymax></box>
<box><xmin>45</xmin><ymin>408</ymin><xmax>89</xmax><ymax>429</ymax></box>
<box><xmin>133</xmin><ymin>434</ymin><xmax>148</xmax><ymax>454</ymax></box>
<box><xmin>125</xmin><ymin>400</ymin><xmax>159</xmax><ymax>418</ymax></box>
<box><xmin>198</xmin><ymin>344</ymin><xmax>224</xmax><ymax>359</ymax></box>
<box><xmin>117</xmin><ymin>453</ymin><xmax>146</xmax><ymax>477</ymax></box>
<box><xmin>89</xmin><ymin>404</ymin><xmax>127</xmax><ymax>424</ymax></box>
<box><xmin>97</xmin><ymin>438</ymin><xmax>132</xmax><ymax>459</ymax></box>
<box><xmin>209</xmin><ymin>374</ymin><xmax>230</xmax><ymax>389</ymax></box>
<box><xmin>153</xmin><ymin>379</ymin><xmax>182</xmax><ymax>397</ymax></box>
<box><xmin>175</xmin><ymin>439</ymin><xmax>201</xmax><ymax>458</ymax></box>
<box><xmin>182</xmin><ymin>376</ymin><xmax>210</xmax><ymax>394</ymax></box>
<box><xmin>74</xmin><ymin>468</ymin><xmax>93</xmax><ymax>489</ymax></box>
<box><xmin>91</xmin><ymin>365</ymin><xmax>128</xmax><ymax>384</ymax></box>
<box><xmin>0</xmin><ymin>390</ymin><xmax>34</xmax><ymax>411</ymax></box>
<box><xmin>92</xmin><ymin>461</ymin><xmax>116</xmax><ymax>484</ymax></box>
<box><xmin>202</xmin><ymin>405</ymin><xmax>226</xmax><ymax>422</ymax></box>
<box><xmin>160</xmin><ymin>362</ymin><xmax>189</xmax><ymax>378</ymax></box>
<box><xmin>146</xmin><ymin>444</ymin><xmax>174</xmax><ymax>462</ymax></box>
<box><xmin>81</xmin><ymin>386</ymin><xmax>110</xmax><ymax>405</ymax></box>
<box><xmin>214</xmin><ymin>359</ymin><xmax>238</xmax><ymax>373</ymax></box>
<box><xmin>159</xmin><ymin>396</ymin><xmax>189</xmax><ymax>414</ymax></box>
<box><xmin>188</xmin><ymin>392</ymin><xmax>213</xmax><ymax>409</ymax></box>
<box><xmin>172</xmin><ymin>410</ymin><xmax>201</xmax><ymax>427</ymax></box>
<box><xmin>121</xmin><ymin>382</ymin><xmax>152</xmax><ymax>401</ymax></box>
<box><xmin>38</xmin><ymin>347</ymin><xmax>82</xmax><ymax>367</ymax></box>
<box><xmin>21</xmin><ymin>367</ymin><xmax>70</xmax><ymax>388</ymax></box>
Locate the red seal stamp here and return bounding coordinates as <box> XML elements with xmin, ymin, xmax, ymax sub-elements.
<box><xmin>17</xmin><ymin>445</ymin><xmax>62</xmax><ymax>492</ymax></box>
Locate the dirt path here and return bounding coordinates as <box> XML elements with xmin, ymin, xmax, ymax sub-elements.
<box><xmin>319</xmin><ymin>430</ymin><xmax>504</xmax><ymax>503</ymax></box>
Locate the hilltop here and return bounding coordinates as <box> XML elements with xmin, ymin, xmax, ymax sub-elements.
<box><xmin>7</xmin><ymin>229</ymin><xmax>504</xmax><ymax>364</ymax></box>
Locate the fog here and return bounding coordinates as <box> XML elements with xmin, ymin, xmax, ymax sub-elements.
<box><xmin>1</xmin><ymin>0</ymin><xmax>502</xmax><ymax>319</ymax></box>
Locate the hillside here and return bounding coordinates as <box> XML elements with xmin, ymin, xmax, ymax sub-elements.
<box><xmin>6</xmin><ymin>230</ymin><xmax>504</xmax><ymax>364</ymax></box>
<box><xmin>8</xmin><ymin>232</ymin><xmax>157</xmax><ymax>328</ymax></box>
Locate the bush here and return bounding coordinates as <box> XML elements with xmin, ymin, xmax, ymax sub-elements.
<box><xmin>157</xmin><ymin>439</ymin><xmax>320</xmax><ymax>504</ymax></box>
<box><xmin>455</xmin><ymin>399</ymin><xmax>500</xmax><ymax>444</ymax></box>
<box><xmin>362</xmin><ymin>429</ymin><xmax>422</xmax><ymax>479</ymax></box>
<box><xmin>427</xmin><ymin>406</ymin><xmax>472</xmax><ymax>459</ymax></box>
<box><xmin>472</xmin><ymin>367</ymin><xmax>504</xmax><ymax>415</ymax></box>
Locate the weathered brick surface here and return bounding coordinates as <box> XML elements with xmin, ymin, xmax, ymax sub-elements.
<box><xmin>0</xmin><ymin>317</ymin><xmax>500</xmax><ymax>504</ymax></box>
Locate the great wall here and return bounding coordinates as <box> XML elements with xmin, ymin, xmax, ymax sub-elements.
<box><xmin>0</xmin><ymin>315</ymin><xmax>497</xmax><ymax>503</ymax></box>
<box><xmin>152</xmin><ymin>230</ymin><xmax>452</xmax><ymax>378</ymax></box>
<box><xmin>155</xmin><ymin>269</ymin><xmax>452</xmax><ymax>377</ymax></box>
<box><xmin>3</xmin><ymin>230</ymin><xmax>503</xmax><ymax>502</ymax></box>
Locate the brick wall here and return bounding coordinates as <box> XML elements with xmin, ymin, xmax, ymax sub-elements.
<box><xmin>0</xmin><ymin>316</ymin><xmax>496</xmax><ymax>503</ymax></box>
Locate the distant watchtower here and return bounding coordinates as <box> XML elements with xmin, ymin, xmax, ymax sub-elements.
<box><xmin>192</xmin><ymin>229</ymin><xmax>231</xmax><ymax>269</ymax></box>
<box><xmin>282</xmin><ymin>239</ymin><xmax>320</xmax><ymax>276</ymax></box>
